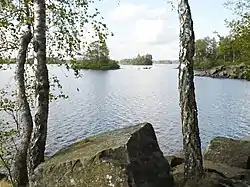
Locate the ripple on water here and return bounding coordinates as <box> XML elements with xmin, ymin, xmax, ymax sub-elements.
<box><xmin>1</xmin><ymin>64</ymin><xmax>250</xmax><ymax>156</ymax></box>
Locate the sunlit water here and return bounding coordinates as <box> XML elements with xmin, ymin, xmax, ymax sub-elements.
<box><xmin>1</xmin><ymin>64</ymin><xmax>250</xmax><ymax>156</ymax></box>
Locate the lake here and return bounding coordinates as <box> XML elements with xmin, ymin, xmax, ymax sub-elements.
<box><xmin>1</xmin><ymin>64</ymin><xmax>250</xmax><ymax>156</ymax></box>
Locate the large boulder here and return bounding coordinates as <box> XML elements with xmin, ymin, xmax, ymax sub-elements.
<box><xmin>30</xmin><ymin>123</ymin><xmax>174</xmax><ymax>187</ymax></box>
<box><xmin>204</xmin><ymin>137</ymin><xmax>250</xmax><ymax>169</ymax></box>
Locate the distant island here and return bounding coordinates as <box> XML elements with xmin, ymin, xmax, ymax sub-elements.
<box><xmin>0</xmin><ymin>41</ymin><xmax>120</xmax><ymax>71</ymax></box>
<box><xmin>119</xmin><ymin>54</ymin><xmax>153</xmax><ymax>65</ymax></box>
<box><xmin>68</xmin><ymin>41</ymin><xmax>120</xmax><ymax>70</ymax></box>
<box><xmin>72</xmin><ymin>58</ymin><xmax>120</xmax><ymax>70</ymax></box>
<box><xmin>153</xmin><ymin>60</ymin><xmax>179</xmax><ymax>64</ymax></box>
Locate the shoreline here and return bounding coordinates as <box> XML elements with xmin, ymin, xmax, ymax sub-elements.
<box><xmin>194</xmin><ymin>64</ymin><xmax>250</xmax><ymax>81</ymax></box>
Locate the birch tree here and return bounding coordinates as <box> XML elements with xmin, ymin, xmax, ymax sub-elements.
<box><xmin>10</xmin><ymin>1</ymin><xmax>34</xmax><ymax>185</ymax></box>
<box><xmin>11</xmin><ymin>27</ymin><xmax>33</xmax><ymax>186</ymax></box>
<box><xmin>28</xmin><ymin>0</ymin><xmax>49</xmax><ymax>177</ymax></box>
<box><xmin>0</xmin><ymin>0</ymin><xmax>109</xmax><ymax>185</ymax></box>
<box><xmin>177</xmin><ymin>0</ymin><xmax>204</xmax><ymax>179</ymax></box>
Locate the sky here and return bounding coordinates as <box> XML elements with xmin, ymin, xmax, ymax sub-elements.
<box><xmin>89</xmin><ymin>0</ymin><xmax>235</xmax><ymax>60</ymax></box>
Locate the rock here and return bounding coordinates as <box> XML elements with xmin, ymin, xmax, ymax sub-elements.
<box><xmin>31</xmin><ymin>123</ymin><xmax>174</xmax><ymax>187</ymax></box>
<box><xmin>231</xmin><ymin>170</ymin><xmax>250</xmax><ymax>185</ymax></box>
<box><xmin>165</xmin><ymin>153</ymin><xmax>185</xmax><ymax>168</ymax></box>
<box><xmin>210</xmin><ymin>68</ymin><xmax>219</xmax><ymax>75</ymax></box>
<box><xmin>194</xmin><ymin>64</ymin><xmax>250</xmax><ymax>81</ymax></box>
<box><xmin>195</xmin><ymin>71</ymin><xmax>207</xmax><ymax>76</ymax></box>
<box><xmin>173</xmin><ymin>160</ymin><xmax>246</xmax><ymax>178</ymax></box>
<box><xmin>204</xmin><ymin>137</ymin><xmax>250</xmax><ymax>169</ymax></box>
<box><xmin>240</xmin><ymin>136</ymin><xmax>250</xmax><ymax>141</ymax></box>
<box><xmin>175</xmin><ymin>172</ymin><xmax>235</xmax><ymax>187</ymax></box>
<box><xmin>0</xmin><ymin>173</ymin><xmax>7</xmax><ymax>180</ymax></box>
<box><xmin>174</xmin><ymin>161</ymin><xmax>248</xmax><ymax>187</ymax></box>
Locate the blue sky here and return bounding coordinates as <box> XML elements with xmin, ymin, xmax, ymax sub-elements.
<box><xmin>91</xmin><ymin>0</ymin><xmax>234</xmax><ymax>60</ymax></box>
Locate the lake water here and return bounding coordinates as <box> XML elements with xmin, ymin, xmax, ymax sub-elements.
<box><xmin>1</xmin><ymin>64</ymin><xmax>250</xmax><ymax>156</ymax></box>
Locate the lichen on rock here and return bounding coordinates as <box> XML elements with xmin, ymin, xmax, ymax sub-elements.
<box><xmin>30</xmin><ymin>123</ymin><xmax>174</xmax><ymax>187</ymax></box>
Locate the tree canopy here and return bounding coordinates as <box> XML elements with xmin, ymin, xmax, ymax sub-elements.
<box><xmin>194</xmin><ymin>1</ymin><xmax>250</xmax><ymax>70</ymax></box>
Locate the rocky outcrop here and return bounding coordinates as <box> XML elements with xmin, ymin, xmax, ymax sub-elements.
<box><xmin>195</xmin><ymin>64</ymin><xmax>250</xmax><ymax>81</ymax></box>
<box><xmin>165</xmin><ymin>136</ymin><xmax>250</xmax><ymax>186</ymax></box>
<box><xmin>173</xmin><ymin>158</ymin><xmax>250</xmax><ymax>187</ymax></box>
<box><xmin>173</xmin><ymin>160</ymin><xmax>246</xmax><ymax>178</ymax></box>
<box><xmin>204</xmin><ymin>137</ymin><xmax>250</xmax><ymax>169</ymax></box>
<box><xmin>174</xmin><ymin>171</ymin><xmax>250</xmax><ymax>187</ymax></box>
<box><xmin>30</xmin><ymin>123</ymin><xmax>174</xmax><ymax>187</ymax></box>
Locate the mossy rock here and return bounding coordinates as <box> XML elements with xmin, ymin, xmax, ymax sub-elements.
<box><xmin>174</xmin><ymin>167</ymin><xmax>249</xmax><ymax>187</ymax></box>
<box><xmin>30</xmin><ymin>123</ymin><xmax>174</xmax><ymax>187</ymax></box>
<box><xmin>173</xmin><ymin>160</ymin><xmax>246</xmax><ymax>179</ymax></box>
<box><xmin>204</xmin><ymin>137</ymin><xmax>250</xmax><ymax>169</ymax></box>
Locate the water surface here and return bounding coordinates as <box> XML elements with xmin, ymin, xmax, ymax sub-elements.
<box><xmin>1</xmin><ymin>64</ymin><xmax>250</xmax><ymax>155</ymax></box>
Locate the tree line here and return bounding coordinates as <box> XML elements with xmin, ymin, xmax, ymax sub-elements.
<box><xmin>119</xmin><ymin>54</ymin><xmax>153</xmax><ymax>65</ymax></box>
<box><xmin>194</xmin><ymin>4</ymin><xmax>250</xmax><ymax>70</ymax></box>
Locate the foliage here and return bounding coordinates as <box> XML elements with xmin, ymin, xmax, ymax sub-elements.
<box><xmin>0</xmin><ymin>89</ymin><xmax>19</xmax><ymax>185</ymax></box>
<box><xmin>0</xmin><ymin>0</ymin><xmax>110</xmax><ymax>183</ymax></box>
<box><xmin>73</xmin><ymin>58</ymin><xmax>120</xmax><ymax>70</ymax></box>
<box><xmin>73</xmin><ymin>40</ymin><xmax>119</xmax><ymax>70</ymax></box>
<box><xmin>0</xmin><ymin>0</ymin><xmax>110</xmax><ymax>64</ymax></box>
<box><xmin>85</xmin><ymin>40</ymin><xmax>110</xmax><ymax>60</ymax></box>
<box><xmin>120</xmin><ymin>54</ymin><xmax>153</xmax><ymax>65</ymax></box>
<box><xmin>195</xmin><ymin>0</ymin><xmax>250</xmax><ymax>71</ymax></box>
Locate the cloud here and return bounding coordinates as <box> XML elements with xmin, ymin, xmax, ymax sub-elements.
<box><xmin>108</xmin><ymin>4</ymin><xmax>147</xmax><ymax>21</ymax></box>
<box><xmin>107</xmin><ymin>3</ymin><xmax>179</xmax><ymax>59</ymax></box>
<box><xmin>109</xmin><ymin>42</ymin><xmax>179</xmax><ymax>60</ymax></box>
<box><xmin>109</xmin><ymin>3</ymin><xmax>178</xmax><ymax>46</ymax></box>
<box><xmin>109</xmin><ymin>4</ymin><xmax>171</xmax><ymax>21</ymax></box>
<box><xmin>135</xmin><ymin>19</ymin><xmax>178</xmax><ymax>45</ymax></box>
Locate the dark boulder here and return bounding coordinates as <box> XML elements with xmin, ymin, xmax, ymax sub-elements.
<box><xmin>30</xmin><ymin>123</ymin><xmax>174</xmax><ymax>187</ymax></box>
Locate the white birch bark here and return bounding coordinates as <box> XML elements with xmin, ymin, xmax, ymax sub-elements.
<box><xmin>11</xmin><ymin>26</ymin><xmax>33</xmax><ymax>186</ymax></box>
<box><xmin>28</xmin><ymin>0</ymin><xmax>49</xmax><ymax>176</ymax></box>
<box><xmin>178</xmin><ymin>0</ymin><xmax>204</xmax><ymax>180</ymax></box>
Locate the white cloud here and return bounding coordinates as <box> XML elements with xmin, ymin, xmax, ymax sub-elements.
<box><xmin>135</xmin><ymin>20</ymin><xmax>178</xmax><ymax>45</ymax></box>
<box><xmin>109</xmin><ymin>3</ymin><xmax>178</xmax><ymax>46</ymax></box>
<box><xmin>109</xmin><ymin>4</ymin><xmax>147</xmax><ymax>21</ymax></box>
<box><xmin>109</xmin><ymin>4</ymin><xmax>173</xmax><ymax>21</ymax></box>
<box><xmin>109</xmin><ymin>42</ymin><xmax>179</xmax><ymax>60</ymax></box>
<box><xmin>106</xmin><ymin>3</ymin><xmax>179</xmax><ymax>59</ymax></box>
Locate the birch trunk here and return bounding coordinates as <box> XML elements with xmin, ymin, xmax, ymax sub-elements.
<box><xmin>177</xmin><ymin>0</ymin><xmax>204</xmax><ymax>180</ymax></box>
<box><xmin>28</xmin><ymin>0</ymin><xmax>49</xmax><ymax>175</ymax></box>
<box><xmin>11</xmin><ymin>27</ymin><xmax>33</xmax><ymax>186</ymax></box>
